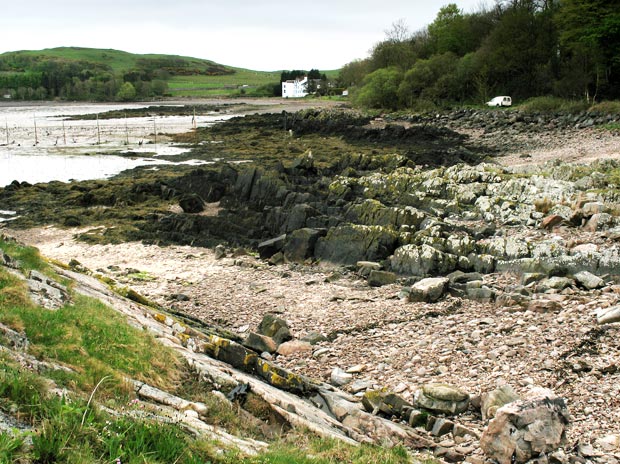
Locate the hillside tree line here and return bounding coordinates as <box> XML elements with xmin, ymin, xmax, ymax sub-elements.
<box><xmin>0</xmin><ymin>53</ymin><xmax>171</xmax><ymax>101</ymax></box>
<box><xmin>340</xmin><ymin>0</ymin><xmax>620</xmax><ymax>109</ymax></box>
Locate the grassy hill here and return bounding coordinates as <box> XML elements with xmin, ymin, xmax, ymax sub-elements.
<box><xmin>0</xmin><ymin>47</ymin><xmax>339</xmax><ymax>99</ymax></box>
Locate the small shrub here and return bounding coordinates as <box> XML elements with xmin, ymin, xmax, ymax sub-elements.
<box><xmin>589</xmin><ymin>100</ymin><xmax>620</xmax><ymax>115</ymax></box>
<box><xmin>534</xmin><ymin>197</ymin><xmax>554</xmax><ymax>214</ymax></box>
<box><xmin>519</xmin><ymin>96</ymin><xmax>589</xmax><ymax>114</ymax></box>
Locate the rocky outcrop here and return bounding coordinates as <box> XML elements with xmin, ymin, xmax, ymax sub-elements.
<box><xmin>480</xmin><ymin>389</ymin><xmax>570</xmax><ymax>464</ymax></box>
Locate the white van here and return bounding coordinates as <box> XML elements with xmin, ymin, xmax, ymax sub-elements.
<box><xmin>486</xmin><ymin>96</ymin><xmax>512</xmax><ymax>107</ymax></box>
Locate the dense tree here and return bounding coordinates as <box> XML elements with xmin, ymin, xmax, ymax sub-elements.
<box><xmin>354</xmin><ymin>67</ymin><xmax>403</xmax><ymax>109</ymax></box>
<box><xmin>555</xmin><ymin>0</ymin><xmax>620</xmax><ymax>101</ymax></box>
<box><xmin>341</xmin><ymin>0</ymin><xmax>619</xmax><ymax>109</ymax></box>
<box><xmin>116</xmin><ymin>82</ymin><xmax>137</xmax><ymax>101</ymax></box>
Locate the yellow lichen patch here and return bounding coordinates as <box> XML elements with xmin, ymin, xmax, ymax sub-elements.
<box><xmin>153</xmin><ymin>313</ymin><xmax>167</xmax><ymax>324</ymax></box>
<box><xmin>177</xmin><ymin>333</ymin><xmax>191</xmax><ymax>346</ymax></box>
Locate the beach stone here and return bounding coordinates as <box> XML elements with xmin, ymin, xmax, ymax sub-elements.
<box><xmin>243</xmin><ymin>332</ymin><xmax>278</xmax><ymax>354</ymax></box>
<box><xmin>481</xmin><ymin>385</ymin><xmax>521</xmax><ymax>420</ymax></box>
<box><xmin>257</xmin><ymin>314</ymin><xmax>292</xmax><ymax>344</ymax></box>
<box><xmin>584</xmin><ymin>213</ymin><xmax>613</xmax><ymax>232</ymax></box>
<box><xmin>408</xmin><ymin>277</ymin><xmax>449</xmax><ymax>303</ymax></box>
<box><xmin>480</xmin><ymin>390</ymin><xmax>570</xmax><ymax>464</ymax></box>
<box><xmin>301</xmin><ymin>331</ymin><xmax>327</xmax><ymax>345</ymax></box>
<box><xmin>430</xmin><ymin>418</ymin><xmax>455</xmax><ymax>437</ymax></box>
<box><xmin>539</xmin><ymin>276</ymin><xmax>573</xmax><ymax>291</ymax></box>
<box><xmin>414</xmin><ymin>383</ymin><xmax>470</xmax><ymax>415</ymax></box>
<box><xmin>597</xmin><ymin>306</ymin><xmax>620</xmax><ymax>324</ymax></box>
<box><xmin>367</xmin><ymin>270</ymin><xmax>397</xmax><ymax>287</ymax></box>
<box><xmin>276</xmin><ymin>340</ymin><xmax>312</xmax><ymax>356</ymax></box>
<box><xmin>522</xmin><ymin>273</ymin><xmax>546</xmax><ymax>286</ymax></box>
<box><xmin>573</xmin><ymin>271</ymin><xmax>604</xmax><ymax>290</ymax></box>
<box><xmin>356</xmin><ymin>261</ymin><xmax>382</xmax><ymax>277</ymax></box>
<box><xmin>541</xmin><ymin>215</ymin><xmax>563</xmax><ymax>230</ymax></box>
<box><xmin>528</xmin><ymin>299</ymin><xmax>561</xmax><ymax>313</ymax></box>
<box><xmin>331</xmin><ymin>367</ymin><xmax>353</xmax><ymax>387</ymax></box>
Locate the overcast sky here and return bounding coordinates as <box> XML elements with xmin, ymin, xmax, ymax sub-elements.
<box><xmin>1</xmin><ymin>0</ymin><xmax>488</xmax><ymax>71</ymax></box>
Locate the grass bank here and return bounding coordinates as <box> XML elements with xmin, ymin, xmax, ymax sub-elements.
<box><xmin>0</xmin><ymin>237</ymin><xmax>421</xmax><ymax>463</ymax></box>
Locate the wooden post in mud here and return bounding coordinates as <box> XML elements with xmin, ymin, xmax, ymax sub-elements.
<box><xmin>96</xmin><ymin>113</ymin><xmax>101</xmax><ymax>145</ymax></box>
<box><xmin>4</xmin><ymin>119</ymin><xmax>8</xmax><ymax>145</ymax></box>
<box><xmin>124</xmin><ymin>113</ymin><xmax>129</xmax><ymax>145</ymax></box>
<box><xmin>62</xmin><ymin>120</ymin><xmax>67</xmax><ymax>145</ymax></box>
<box><xmin>153</xmin><ymin>116</ymin><xmax>157</xmax><ymax>144</ymax></box>
<box><xmin>192</xmin><ymin>107</ymin><xmax>197</xmax><ymax>129</ymax></box>
<box><xmin>33</xmin><ymin>115</ymin><xmax>38</xmax><ymax>145</ymax></box>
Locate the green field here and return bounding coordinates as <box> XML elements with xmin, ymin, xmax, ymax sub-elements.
<box><xmin>0</xmin><ymin>47</ymin><xmax>341</xmax><ymax>98</ymax></box>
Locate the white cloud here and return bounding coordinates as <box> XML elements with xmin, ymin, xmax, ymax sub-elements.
<box><xmin>1</xmin><ymin>0</ymin><xmax>487</xmax><ymax>70</ymax></box>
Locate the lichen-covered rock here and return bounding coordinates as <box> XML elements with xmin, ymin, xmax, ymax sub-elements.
<box><xmin>314</xmin><ymin>224</ymin><xmax>398</xmax><ymax>265</ymax></box>
<box><xmin>243</xmin><ymin>332</ymin><xmax>278</xmax><ymax>354</ymax></box>
<box><xmin>480</xmin><ymin>389</ymin><xmax>570</xmax><ymax>464</ymax></box>
<box><xmin>257</xmin><ymin>314</ymin><xmax>292</xmax><ymax>345</ymax></box>
<box><xmin>390</xmin><ymin>244</ymin><xmax>457</xmax><ymax>276</ymax></box>
<box><xmin>414</xmin><ymin>383</ymin><xmax>470</xmax><ymax>415</ymax></box>
<box><xmin>283</xmin><ymin>203</ymin><xmax>320</xmax><ymax>233</ymax></box>
<box><xmin>254</xmin><ymin>358</ymin><xmax>310</xmax><ymax>394</ymax></box>
<box><xmin>584</xmin><ymin>213</ymin><xmax>614</xmax><ymax>232</ymax></box>
<box><xmin>201</xmin><ymin>335</ymin><xmax>258</xmax><ymax>373</ymax></box>
<box><xmin>345</xmin><ymin>199</ymin><xmax>425</xmax><ymax>229</ymax></box>
<box><xmin>362</xmin><ymin>390</ymin><xmax>413</xmax><ymax>418</ymax></box>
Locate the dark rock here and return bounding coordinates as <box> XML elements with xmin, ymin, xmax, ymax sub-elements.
<box><xmin>283</xmin><ymin>228</ymin><xmax>324</xmax><ymax>263</ymax></box>
<box><xmin>257</xmin><ymin>234</ymin><xmax>286</xmax><ymax>260</ymax></box>
<box><xmin>283</xmin><ymin>204</ymin><xmax>320</xmax><ymax>233</ymax></box>
<box><xmin>257</xmin><ymin>314</ymin><xmax>292</xmax><ymax>344</ymax></box>
<box><xmin>179</xmin><ymin>194</ymin><xmax>205</xmax><ymax>213</ymax></box>
<box><xmin>430</xmin><ymin>417</ymin><xmax>455</xmax><ymax>436</ymax></box>
<box><xmin>243</xmin><ymin>332</ymin><xmax>278</xmax><ymax>354</ymax></box>
<box><xmin>314</xmin><ymin>224</ymin><xmax>398</xmax><ymax>265</ymax></box>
